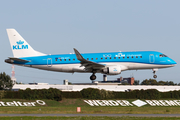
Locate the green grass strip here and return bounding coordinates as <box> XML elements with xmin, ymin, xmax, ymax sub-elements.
<box><xmin>1</xmin><ymin>116</ymin><xmax>180</xmax><ymax>120</ymax></box>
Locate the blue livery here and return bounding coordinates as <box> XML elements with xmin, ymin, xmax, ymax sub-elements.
<box><xmin>5</xmin><ymin>29</ymin><xmax>177</xmax><ymax>80</ymax></box>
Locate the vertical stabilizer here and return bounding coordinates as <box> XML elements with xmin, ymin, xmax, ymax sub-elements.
<box><xmin>7</xmin><ymin>29</ymin><xmax>46</xmax><ymax>58</ymax></box>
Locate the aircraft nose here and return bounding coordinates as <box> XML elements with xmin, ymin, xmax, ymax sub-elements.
<box><xmin>171</xmin><ymin>60</ymin><xmax>177</xmax><ymax>65</ymax></box>
<box><xmin>168</xmin><ymin>59</ymin><xmax>177</xmax><ymax>66</ymax></box>
<box><xmin>167</xmin><ymin>58</ymin><xmax>177</xmax><ymax>66</ymax></box>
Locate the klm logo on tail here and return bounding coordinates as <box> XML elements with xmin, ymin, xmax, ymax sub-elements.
<box><xmin>13</xmin><ymin>40</ymin><xmax>28</xmax><ymax>50</ymax></box>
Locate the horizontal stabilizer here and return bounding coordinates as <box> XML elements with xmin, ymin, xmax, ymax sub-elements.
<box><xmin>8</xmin><ymin>57</ymin><xmax>29</xmax><ymax>63</ymax></box>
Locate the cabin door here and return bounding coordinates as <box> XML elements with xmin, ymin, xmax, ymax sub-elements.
<box><xmin>149</xmin><ymin>54</ymin><xmax>155</xmax><ymax>63</ymax></box>
<box><xmin>47</xmin><ymin>58</ymin><xmax>52</xmax><ymax>67</ymax></box>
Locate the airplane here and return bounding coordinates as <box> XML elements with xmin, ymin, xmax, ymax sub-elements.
<box><xmin>5</xmin><ymin>29</ymin><xmax>177</xmax><ymax>81</ymax></box>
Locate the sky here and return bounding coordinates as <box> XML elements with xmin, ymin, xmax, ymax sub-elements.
<box><xmin>0</xmin><ymin>0</ymin><xmax>179</xmax><ymax>84</ymax></box>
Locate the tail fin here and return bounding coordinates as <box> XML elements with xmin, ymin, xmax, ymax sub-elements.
<box><xmin>6</xmin><ymin>29</ymin><xmax>46</xmax><ymax>58</ymax></box>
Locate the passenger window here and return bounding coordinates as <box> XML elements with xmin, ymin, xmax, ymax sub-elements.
<box><xmin>114</xmin><ymin>57</ymin><xmax>116</xmax><ymax>59</ymax></box>
<box><xmin>123</xmin><ymin>57</ymin><xmax>125</xmax><ymax>59</ymax></box>
<box><xmin>140</xmin><ymin>56</ymin><xmax>142</xmax><ymax>58</ymax></box>
<box><xmin>132</xmin><ymin>56</ymin><xmax>133</xmax><ymax>58</ymax></box>
<box><xmin>136</xmin><ymin>56</ymin><xmax>138</xmax><ymax>58</ymax></box>
<box><xmin>64</xmin><ymin>59</ymin><xmax>66</xmax><ymax>61</ymax></box>
<box><xmin>101</xmin><ymin>58</ymin><xmax>103</xmax><ymax>60</ymax></box>
<box><xmin>96</xmin><ymin>58</ymin><xmax>98</xmax><ymax>60</ymax></box>
<box><xmin>87</xmin><ymin>58</ymin><xmax>89</xmax><ymax>60</ymax></box>
<box><xmin>105</xmin><ymin>57</ymin><xmax>107</xmax><ymax>59</ymax></box>
<box><xmin>127</xmin><ymin>57</ymin><xmax>129</xmax><ymax>59</ymax></box>
<box><xmin>69</xmin><ymin>59</ymin><xmax>70</xmax><ymax>61</ymax></box>
<box><xmin>60</xmin><ymin>59</ymin><xmax>62</xmax><ymax>61</ymax></box>
<box><xmin>118</xmin><ymin>57</ymin><xmax>120</xmax><ymax>59</ymax></box>
<box><xmin>91</xmin><ymin>58</ymin><xmax>93</xmax><ymax>60</ymax></box>
<box><xmin>73</xmin><ymin>59</ymin><xmax>75</xmax><ymax>61</ymax></box>
<box><xmin>109</xmin><ymin>57</ymin><xmax>111</xmax><ymax>59</ymax></box>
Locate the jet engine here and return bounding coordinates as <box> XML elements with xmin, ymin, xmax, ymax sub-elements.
<box><xmin>102</xmin><ymin>66</ymin><xmax>121</xmax><ymax>75</ymax></box>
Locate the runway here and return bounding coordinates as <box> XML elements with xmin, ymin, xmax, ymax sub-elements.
<box><xmin>0</xmin><ymin>114</ymin><xmax>180</xmax><ymax>117</ymax></box>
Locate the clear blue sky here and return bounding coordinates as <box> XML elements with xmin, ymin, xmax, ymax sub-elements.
<box><xmin>0</xmin><ymin>0</ymin><xmax>179</xmax><ymax>84</ymax></box>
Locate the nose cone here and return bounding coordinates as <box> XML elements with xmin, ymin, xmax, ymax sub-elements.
<box><xmin>168</xmin><ymin>58</ymin><xmax>177</xmax><ymax>66</ymax></box>
<box><xmin>171</xmin><ymin>60</ymin><xmax>177</xmax><ymax>65</ymax></box>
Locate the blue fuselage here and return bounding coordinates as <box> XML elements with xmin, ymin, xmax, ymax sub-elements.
<box><xmin>17</xmin><ymin>51</ymin><xmax>176</xmax><ymax>65</ymax></box>
<box><xmin>9</xmin><ymin>51</ymin><xmax>176</xmax><ymax>74</ymax></box>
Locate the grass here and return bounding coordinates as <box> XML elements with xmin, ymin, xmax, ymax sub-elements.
<box><xmin>1</xmin><ymin>116</ymin><xmax>180</xmax><ymax>120</ymax></box>
<box><xmin>0</xmin><ymin>99</ymin><xmax>180</xmax><ymax>114</ymax></box>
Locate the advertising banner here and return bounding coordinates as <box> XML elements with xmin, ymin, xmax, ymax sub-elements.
<box><xmin>84</xmin><ymin>99</ymin><xmax>180</xmax><ymax>107</ymax></box>
<box><xmin>0</xmin><ymin>100</ymin><xmax>46</xmax><ymax>107</ymax></box>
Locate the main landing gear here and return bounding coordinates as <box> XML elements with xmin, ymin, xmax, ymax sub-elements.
<box><xmin>90</xmin><ymin>73</ymin><xmax>96</xmax><ymax>80</ymax></box>
<box><xmin>153</xmin><ymin>69</ymin><xmax>158</xmax><ymax>78</ymax></box>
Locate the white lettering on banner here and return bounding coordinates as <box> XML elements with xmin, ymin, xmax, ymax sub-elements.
<box><xmin>145</xmin><ymin>100</ymin><xmax>156</xmax><ymax>106</ymax></box>
<box><xmin>0</xmin><ymin>100</ymin><xmax>46</xmax><ymax>107</ymax></box>
<box><xmin>84</xmin><ymin>100</ymin><xmax>180</xmax><ymax>107</ymax></box>
<box><xmin>36</xmin><ymin>100</ymin><xmax>46</xmax><ymax>105</ymax></box>
<box><xmin>83</xmin><ymin>100</ymin><xmax>133</xmax><ymax>106</ymax></box>
<box><xmin>96</xmin><ymin>100</ymin><xmax>106</xmax><ymax>106</ymax></box>
<box><xmin>102</xmin><ymin>100</ymin><xmax>112</xmax><ymax>106</ymax></box>
<box><xmin>116</xmin><ymin>100</ymin><xmax>126</xmax><ymax>106</ymax></box>
<box><xmin>122</xmin><ymin>100</ymin><xmax>133</xmax><ymax>106</ymax></box>
<box><xmin>13</xmin><ymin>101</ymin><xmax>18</xmax><ymax>106</ymax></box>
<box><xmin>84</xmin><ymin>100</ymin><xmax>99</xmax><ymax>106</ymax></box>
<box><xmin>6</xmin><ymin>102</ymin><xmax>15</xmax><ymax>106</ymax></box>
<box><xmin>31</xmin><ymin>102</ymin><xmax>36</xmax><ymax>106</ymax></box>
<box><xmin>174</xmin><ymin>100</ymin><xmax>180</xmax><ymax>105</ymax></box>
<box><xmin>164</xmin><ymin>100</ymin><xmax>177</xmax><ymax>106</ymax></box>
<box><xmin>24</xmin><ymin>102</ymin><xmax>33</xmax><ymax>106</ymax></box>
<box><xmin>152</xmin><ymin>100</ymin><xmax>163</xmax><ymax>106</ymax></box>
<box><xmin>108</xmin><ymin>100</ymin><xmax>119</xmax><ymax>106</ymax></box>
<box><xmin>17</xmin><ymin>101</ymin><xmax>25</xmax><ymax>106</ymax></box>
<box><xmin>159</xmin><ymin>100</ymin><xmax>168</xmax><ymax>106</ymax></box>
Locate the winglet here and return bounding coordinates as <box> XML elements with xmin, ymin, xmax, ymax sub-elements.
<box><xmin>73</xmin><ymin>48</ymin><xmax>85</xmax><ymax>61</ymax></box>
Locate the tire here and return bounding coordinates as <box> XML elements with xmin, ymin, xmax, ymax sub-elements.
<box><xmin>153</xmin><ymin>75</ymin><xmax>157</xmax><ymax>78</ymax></box>
<box><xmin>90</xmin><ymin>75</ymin><xmax>96</xmax><ymax>80</ymax></box>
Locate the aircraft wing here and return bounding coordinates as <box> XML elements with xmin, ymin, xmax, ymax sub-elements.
<box><xmin>73</xmin><ymin>48</ymin><xmax>105</xmax><ymax>70</ymax></box>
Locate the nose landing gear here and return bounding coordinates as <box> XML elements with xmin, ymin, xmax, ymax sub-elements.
<box><xmin>153</xmin><ymin>69</ymin><xmax>158</xmax><ymax>78</ymax></box>
<box><xmin>153</xmin><ymin>74</ymin><xmax>157</xmax><ymax>78</ymax></box>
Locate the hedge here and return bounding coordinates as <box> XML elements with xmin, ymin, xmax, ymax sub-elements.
<box><xmin>4</xmin><ymin>88</ymin><xmax>62</xmax><ymax>101</ymax></box>
<box><xmin>3</xmin><ymin>88</ymin><xmax>180</xmax><ymax>101</ymax></box>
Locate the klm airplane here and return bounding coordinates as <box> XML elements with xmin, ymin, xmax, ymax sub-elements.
<box><xmin>5</xmin><ymin>29</ymin><xmax>177</xmax><ymax>80</ymax></box>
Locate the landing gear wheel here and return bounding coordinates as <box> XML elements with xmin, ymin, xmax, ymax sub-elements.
<box><xmin>90</xmin><ymin>75</ymin><xmax>96</xmax><ymax>80</ymax></box>
<box><xmin>153</xmin><ymin>75</ymin><xmax>157</xmax><ymax>78</ymax></box>
<box><xmin>152</xmin><ymin>69</ymin><xmax>158</xmax><ymax>79</ymax></box>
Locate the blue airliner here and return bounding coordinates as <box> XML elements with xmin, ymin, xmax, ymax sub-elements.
<box><xmin>5</xmin><ymin>29</ymin><xmax>177</xmax><ymax>80</ymax></box>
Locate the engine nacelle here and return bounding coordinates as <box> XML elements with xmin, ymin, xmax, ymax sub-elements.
<box><xmin>102</xmin><ymin>66</ymin><xmax>121</xmax><ymax>75</ymax></box>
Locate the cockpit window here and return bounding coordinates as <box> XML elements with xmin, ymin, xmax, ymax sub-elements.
<box><xmin>159</xmin><ymin>54</ymin><xmax>168</xmax><ymax>57</ymax></box>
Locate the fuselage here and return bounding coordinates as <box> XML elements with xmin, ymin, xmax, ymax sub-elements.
<box><xmin>8</xmin><ymin>51</ymin><xmax>176</xmax><ymax>74</ymax></box>
<box><xmin>5</xmin><ymin>29</ymin><xmax>177</xmax><ymax>80</ymax></box>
